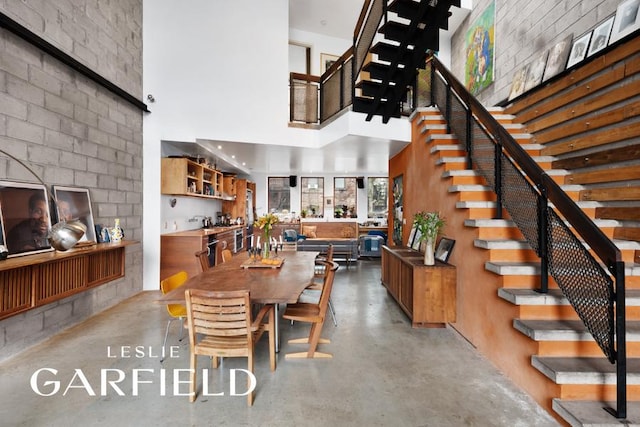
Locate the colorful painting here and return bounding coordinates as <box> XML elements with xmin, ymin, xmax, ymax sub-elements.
<box><xmin>465</xmin><ymin>1</ymin><xmax>495</xmax><ymax>95</ymax></box>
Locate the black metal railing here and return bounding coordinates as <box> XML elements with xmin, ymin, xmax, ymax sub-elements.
<box><xmin>427</xmin><ymin>55</ymin><xmax>627</xmax><ymax>419</ymax></box>
<box><xmin>289</xmin><ymin>0</ymin><xmax>384</xmax><ymax>124</ymax></box>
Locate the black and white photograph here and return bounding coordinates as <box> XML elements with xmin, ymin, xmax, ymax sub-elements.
<box><xmin>507</xmin><ymin>64</ymin><xmax>529</xmax><ymax>101</ymax></box>
<box><xmin>610</xmin><ymin>0</ymin><xmax>640</xmax><ymax>43</ymax></box>
<box><xmin>53</xmin><ymin>186</ymin><xmax>97</xmax><ymax>243</ymax></box>
<box><xmin>587</xmin><ymin>16</ymin><xmax>615</xmax><ymax>56</ymax></box>
<box><xmin>0</xmin><ymin>181</ymin><xmax>53</xmax><ymax>257</ymax></box>
<box><xmin>523</xmin><ymin>50</ymin><xmax>548</xmax><ymax>92</ymax></box>
<box><xmin>566</xmin><ymin>31</ymin><xmax>592</xmax><ymax>68</ymax></box>
<box><xmin>435</xmin><ymin>237</ymin><xmax>455</xmax><ymax>263</ymax></box>
<box><xmin>542</xmin><ymin>34</ymin><xmax>573</xmax><ymax>81</ymax></box>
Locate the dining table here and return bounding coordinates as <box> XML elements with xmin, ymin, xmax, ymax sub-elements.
<box><xmin>159</xmin><ymin>250</ymin><xmax>319</xmax><ymax>351</ymax></box>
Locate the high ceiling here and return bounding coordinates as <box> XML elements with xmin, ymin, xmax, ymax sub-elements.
<box><xmin>179</xmin><ymin>1</ymin><xmax>464</xmax><ymax>177</ymax></box>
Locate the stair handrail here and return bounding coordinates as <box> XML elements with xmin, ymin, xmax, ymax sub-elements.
<box><xmin>428</xmin><ymin>54</ymin><xmax>627</xmax><ymax>419</ymax></box>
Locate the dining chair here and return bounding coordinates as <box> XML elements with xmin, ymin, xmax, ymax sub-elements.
<box><xmin>221</xmin><ymin>248</ymin><xmax>233</xmax><ymax>263</ymax></box>
<box><xmin>184</xmin><ymin>289</ymin><xmax>276</xmax><ymax>405</ymax></box>
<box><xmin>195</xmin><ymin>249</ymin><xmax>210</xmax><ymax>272</ymax></box>
<box><xmin>305</xmin><ymin>244</ymin><xmax>337</xmax><ymax>326</ymax></box>
<box><xmin>282</xmin><ymin>260</ymin><xmax>339</xmax><ymax>359</ymax></box>
<box><xmin>160</xmin><ymin>270</ymin><xmax>189</xmax><ymax>363</ymax></box>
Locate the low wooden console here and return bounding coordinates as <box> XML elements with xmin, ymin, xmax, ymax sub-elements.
<box><xmin>381</xmin><ymin>245</ymin><xmax>456</xmax><ymax>327</ymax></box>
<box><xmin>0</xmin><ymin>242</ymin><xmax>135</xmax><ymax>320</ymax></box>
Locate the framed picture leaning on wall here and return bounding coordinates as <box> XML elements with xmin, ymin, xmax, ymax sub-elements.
<box><xmin>0</xmin><ymin>181</ymin><xmax>53</xmax><ymax>257</ymax></box>
<box><xmin>566</xmin><ymin>31</ymin><xmax>592</xmax><ymax>68</ymax></box>
<box><xmin>53</xmin><ymin>186</ymin><xmax>97</xmax><ymax>243</ymax></box>
<box><xmin>588</xmin><ymin>16</ymin><xmax>615</xmax><ymax>57</ymax></box>
<box><xmin>542</xmin><ymin>34</ymin><xmax>573</xmax><ymax>82</ymax></box>
<box><xmin>610</xmin><ymin>0</ymin><xmax>640</xmax><ymax>44</ymax></box>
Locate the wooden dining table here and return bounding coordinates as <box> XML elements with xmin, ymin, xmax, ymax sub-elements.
<box><xmin>159</xmin><ymin>250</ymin><xmax>319</xmax><ymax>351</ymax></box>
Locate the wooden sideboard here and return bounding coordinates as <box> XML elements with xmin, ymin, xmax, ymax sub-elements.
<box><xmin>381</xmin><ymin>245</ymin><xmax>456</xmax><ymax>327</ymax></box>
<box><xmin>0</xmin><ymin>241</ymin><xmax>136</xmax><ymax>320</ymax></box>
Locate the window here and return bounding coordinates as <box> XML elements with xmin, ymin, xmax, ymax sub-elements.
<box><xmin>367</xmin><ymin>177</ymin><xmax>388</xmax><ymax>218</ymax></box>
<box><xmin>333</xmin><ymin>177</ymin><xmax>357</xmax><ymax>218</ymax></box>
<box><xmin>267</xmin><ymin>177</ymin><xmax>290</xmax><ymax>212</ymax></box>
<box><xmin>301</xmin><ymin>177</ymin><xmax>324</xmax><ymax>218</ymax></box>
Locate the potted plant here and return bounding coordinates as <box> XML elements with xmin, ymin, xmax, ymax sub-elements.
<box><xmin>301</xmin><ymin>209</ymin><xmax>307</xmax><ymax>218</ymax></box>
<box><xmin>413</xmin><ymin>211</ymin><xmax>445</xmax><ymax>265</ymax></box>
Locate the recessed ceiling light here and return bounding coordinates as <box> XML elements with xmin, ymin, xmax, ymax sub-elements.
<box><xmin>242</xmin><ymin>162</ymin><xmax>246</xmax><ymax>166</ymax></box>
<box><xmin>231</xmin><ymin>155</ymin><xmax>235</xmax><ymax>159</ymax></box>
<box><xmin>217</xmin><ymin>145</ymin><xmax>222</xmax><ymax>149</ymax></box>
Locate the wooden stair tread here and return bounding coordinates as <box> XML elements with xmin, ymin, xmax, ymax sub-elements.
<box><xmin>532</xmin><ymin>356</ymin><xmax>640</xmax><ymax>385</ymax></box>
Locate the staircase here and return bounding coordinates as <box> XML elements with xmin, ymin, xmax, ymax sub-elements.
<box><xmin>417</xmin><ymin>106</ymin><xmax>640</xmax><ymax>426</ymax></box>
<box><xmin>352</xmin><ymin>0</ymin><xmax>460</xmax><ymax>123</ymax></box>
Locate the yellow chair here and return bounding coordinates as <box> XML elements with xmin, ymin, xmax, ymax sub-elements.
<box><xmin>185</xmin><ymin>289</ymin><xmax>275</xmax><ymax>405</ymax></box>
<box><xmin>160</xmin><ymin>271</ymin><xmax>189</xmax><ymax>362</ymax></box>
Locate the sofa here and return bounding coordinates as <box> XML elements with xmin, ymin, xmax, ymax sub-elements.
<box><xmin>295</xmin><ymin>221</ymin><xmax>359</xmax><ymax>266</ymax></box>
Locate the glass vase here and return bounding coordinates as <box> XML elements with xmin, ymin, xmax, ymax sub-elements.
<box><xmin>263</xmin><ymin>230</ymin><xmax>270</xmax><ymax>259</ymax></box>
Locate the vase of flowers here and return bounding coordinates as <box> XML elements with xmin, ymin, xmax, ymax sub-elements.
<box><xmin>413</xmin><ymin>211</ymin><xmax>445</xmax><ymax>265</ymax></box>
<box><xmin>255</xmin><ymin>213</ymin><xmax>278</xmax><ymax>259</ymax></box>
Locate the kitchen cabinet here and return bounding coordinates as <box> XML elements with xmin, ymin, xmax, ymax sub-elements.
<box><xmin>161</xmin><ymin>157</ymin><xmax>223</xmax><ymax>199</ymax></box>
<box><xmin>222</xmin><ymin>174</ymin><xmax>236</xmax><ymax>199</ymax></box>
<box><xmin>381</xmin><ymin>245</ymin><xmax>456</xmax><ymax>327</ymax></box>
<box><xmin>222</xmin><ymin>178</ymin><xmax>256</xmax><ymax>224</ymax></box>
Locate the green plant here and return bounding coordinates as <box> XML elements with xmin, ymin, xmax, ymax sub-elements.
<box><xmin>301</xmin><ymin>209</ymin><xmax>307</xmax><ymax>218</ymax></box>
<box><xmin>413</xmin><ymin>211</ymin><xmax>445</xmax><ymax>242</ymax></box>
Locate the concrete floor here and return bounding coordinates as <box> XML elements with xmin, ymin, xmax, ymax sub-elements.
<box><xmin>0</xmin><ymin>259</ymin><xmax>559</xmax><ymax>426</ymax></box>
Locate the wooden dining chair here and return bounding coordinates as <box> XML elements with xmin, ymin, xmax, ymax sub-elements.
<box><xmin>305</xmin><ymin>244</ymin><xmax>337</xmax><ymax>326</ymax></box>
<box><xmin>221</xmin><ymin>249</ymin><xmax>233</xmax><ymax>263</ymax></box>
<box><xmin>184</xmin><ymin>289</ymin><xmax>276</xmax><ymax>405</ymax></box>
<box><xmin>195</xmin><ymin>250</ymin><xmax>210</xmax><ymax>272</ymax></box>
<box><xmin>160</xmin><ymin>271</ymin><xmax>189</xmax><ymax>363</ymax></box>
<box><xmin>283</xmin><ymin>260</ymin><xmax>339</xmax><ymax>359</ymax></box>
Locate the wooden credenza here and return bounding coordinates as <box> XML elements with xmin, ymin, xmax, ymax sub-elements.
<box><xmin>381</xmin><ymin>245</ymin><xmax>456</xmax><ymax>327</ymax></box>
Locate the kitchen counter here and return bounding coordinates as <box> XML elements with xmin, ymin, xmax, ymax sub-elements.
<box><xmin>162</xmin><ymin>224</ymin><xmax>244</xmax><ymax>237</ymax></box>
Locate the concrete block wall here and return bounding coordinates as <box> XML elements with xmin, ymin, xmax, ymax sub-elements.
<box><xmin>450</xmin><ymin>0</ymin><xmax>620</xmax><ymax>106</ymax></box>
<box><xmin>0</xmin><ymin>1</ymin><xmax>143</xmax><ymax>362</ymax></box>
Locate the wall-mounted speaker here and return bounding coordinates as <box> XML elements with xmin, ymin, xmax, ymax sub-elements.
<box><xmin>356</xmin><ymin>177</ymin><xmax>365</xmax><ymax>189</ymax></box>
<box><xmin>289</xmin><ymin>175</ymin><xmax>297</xmax><ymax>187</ymax></box>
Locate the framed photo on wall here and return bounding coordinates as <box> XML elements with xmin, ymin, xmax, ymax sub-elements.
<box><xmin>53</xmin><ymin>186</ymin><xmax>97</xmax><ymax>243</ymax></box>
<box><xmin>435</xmin><ymin>237</ymin><xmax>455</xmax><ymax>263</ymax></box>
<box><xmin>587</xmin><ymin>16</ymin><xmax>614</xmax><ymax>57</ymax></box>
<box><xmin>566</xmin><ymin>31</ymin><xmax>592</xmax><ymax>68</ymax></box>
<box><xmin>320</xmin><ymin>53</ymin><xmax>339</xmax><ymax>74</ymax></box>
<box><xmin>523</xmin><ymin>50</ymin><xmax>548</xmax><ymax>92</ymax></box>
<box><xmin>610</xmin><ymin>0</ymin><xmax>640</xmax><ymax>44</ymax></box>
<box><xmin>0</xmin><ymin>181</ymin><xmax>53</xmax><ymax>257</ymax></box>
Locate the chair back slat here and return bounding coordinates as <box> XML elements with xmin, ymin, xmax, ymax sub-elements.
<box><xmin>186</xmin><ymin>289</ymin><xmax>252</xmax><ymax>339</ymax></box>
<box><xmin>317</xmin><ymin>261</ymin><xmax>338</xmax><ymax>318</ymax></box>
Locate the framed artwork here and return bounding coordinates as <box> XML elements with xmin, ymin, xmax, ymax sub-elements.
<box><xmin>435</xmin><ymin>237</ymin><xmax>455</xmax><ymax>263</ymax></box>
<box><xmin>407</xmin><ymin>224</ymin><xmax>417</xmax><ymax>248</ymax></box>
<box><xmin>392</xmin><ymin>175</ymin><xmax>403</xmax><ymax>246</ymax></box>
<box><xmin>411</xmin><ymin>228</ymin><xmax>422</xmax><ymax>251</ymax></box>
<box><xmin>0</xmin><ymin>181</ymin><xmax>53</xmax><ymax>257</ymax></box>
<box><xmin>464</xmin><ymin>1</ymin><xmax>496</xmax><ymax>95</ymax></box>
<box><xmin>508</xmin><ymin>65</ymin><xmax>529</xmax><ymax>101</ymax></box>
<box><xmin>542</xmin><ymin>34</ymin><xmax>573</xmax><ymax>82</ymax></box>
<box><xmin>523</xmin><ymin>50</ymin><xmax>548</xmax><ymax>92</ymax></box>
<box><xmin>52</xmin><ymin>186</ymin><xmax>97</xmax><ymax>243</ymax></box>
<box><xmin>320</xmin><ymin>53</ymin><xmax>339</xmax><ymax>74</ymax></box>
<box><xmin>588</xmin><ymin>16</ymin><xmax>615</xmax><ymax>57</ymax></box>
<box><xmin>610</xmin><ymin>0</ymin><xmax>640</xmax><ymax>44</ymax></box>
<box><xmin>566</xmin><ymin>31</ymin><xmax>592</xmax><ymax>68</ymax></box>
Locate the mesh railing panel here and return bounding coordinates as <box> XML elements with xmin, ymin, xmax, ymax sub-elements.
<box><xmin>546</xmin><ymin>209</ymin><xmax>615</xmax><ymax>361</ymax></box>
<box><xmin>342</xmin><ymin>57</ymin><xmax>353</xmax><ymax>109</ymax></box>
<box><xmin>432</xmin><ymin>71</ymin><xmax>446</xmax><ymax>114</ymax></box>
<box><xmin>470</xmin><ymin>121</ymin><xmax>495</xmax><ymax>188</ymax></box>
<box><xmin>355</xmin><ymin>0</ymin><xmax>384</xmax><ymax>73</ymax></box>
<box><xmin>290</xmin><ymin>81</ymin><xmax>318</xmax><ymax>123</ymax></box>
<box><xmin>448</xmin><ymin>92</ymin><xmax>467</xmax><ymax>149</ymax></box>
<box><xmin>499</xmin><ymin>153</ymin><xmax>541</xmax><ymax>253</ymax></box>
<box><xmin>321</xmin><ymin>71</ymin><xmax>341</xmax><ymax>122</ymax></box>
